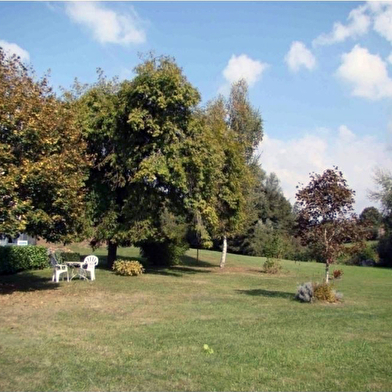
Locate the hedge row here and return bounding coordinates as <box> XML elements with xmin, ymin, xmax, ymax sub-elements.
<box><xmin>54</xmin><ymin>251</ymin><xmax>81</xmax><ymax>263</ymax></box>
<box><xmin>0</xmin><ymin>246</ymin><xmax>49</xmax><ymax>274</ymax></box>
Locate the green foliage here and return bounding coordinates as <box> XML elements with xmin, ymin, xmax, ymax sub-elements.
<box><xmin>227</xmin><ymin>79</ymin><xmax>263</xmax><ymax>162</ymax></box>
<box><xmin>360</xmin><ymin>206</ymin><xmax>383</xmax><ymax>240</ymax></box>
<box><xmin>0</xmin><ymin>246</ymin><xmax>48</xmax><ymax>274</ymax></box>
<box><xmin>370</xmin><ymin>169</ymin><xmax>392</xmax><ymax>219</ymax></box>
<box><xmin>140</xmin><ymin>240</ymin><xmax>189</xmax><ymax>267</ymax></box>
<box><xmin>377</xmin><ymin>235</ymin><xmax>392</xmax><ymax>267</ymax></box>
<box><xmin>112</xmin><ymin>260</ymin><xmax>145</xmax><ymax>276</ymax></box>
<box><xmin>262</xmin><ymin>258</ymin><xmax>282</xmax><ymax>274</ymax></box>
<box><xmin>228</xmin><ymin>165</ymin><xmax>295</xmax><ymax>258</ymax></box>
<box><xmin>204</xmin><ymin>97</ymin><xmax>252</xmax><ymax>240</ymax></box>
<box><xmin>369</xmin><ymin>170</ymin><xmax>392</xmax><ymax>266</ymax></box>
<box><xmin>54</xmin><ymin>251</ymin><xmax>81</xmax><ymax>263</ymax></box>
<box><xmin>259</xmin><ymin>172</ymin><xmax>294</xmax><ymax>231</ymax></box>
<box><xmin>0</xmin><ymin>49</ymin><xmax>90</xmax><ymax>242</ymax></box>
<box><xmin>341</xmin><ymin>242</ymin><xmax>379</xmax><ymax>266</ymax></box>
<box><xmin>203</xmin><ymin>83</ymin><xmax>264</xmax><ymax>265</ymax></box>
<box><xmin>243</xmin><ymin>221</ymin><xmax>297</xmax><ymax>260</ymax></box>
<box><xmin>138</xmin><ymin>209</ymin><xmax>189</xmax><ymax>267</ymax></box>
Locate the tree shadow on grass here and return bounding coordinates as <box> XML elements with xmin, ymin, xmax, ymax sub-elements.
<box><xmin>146</xmin><ymin>265</ymin><xmax>212</xmax><ymax>278</ymax></box>
<box><xmin>0</xmin><ymin>271</ymin><xmax>60</xmax><ymax>295</ymax></box>
<box><xmin>146</xmin><ymin>255</ymin><xmax>216</xmax><ymax>277</ymax></box>
<box><xmin>180</xmin><ymin>254</ymin><xmax>217</xmax><ymax>269</ymax></box>
<box><xmin>236</xmin><ymin>288</ymin><xmax>294</xmax><ymax>300</ymax></box>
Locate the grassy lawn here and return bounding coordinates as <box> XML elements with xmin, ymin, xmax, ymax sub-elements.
<box><xmin>1</xmin><ymin>247</ymin><xmax>392</xmax><ymax>391</ymax></box>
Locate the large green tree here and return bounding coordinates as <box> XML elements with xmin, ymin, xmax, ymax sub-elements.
<box><xmin>76</xmin><ymin>56</ymin><xmax>226</xmax><ymax>267</ymax></box>
<box><xmin>0</xmin><ymin>49</ymin><xmax>89</xmax><ymax>242</ymax></box>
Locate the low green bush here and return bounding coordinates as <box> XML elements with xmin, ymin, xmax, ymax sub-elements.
<box><xmin>0</xmin><ymin>246</ymin><xmax>49</xmax><ymax>274</ymax></box>
<box><xmin>113</xmin><ymin>260</ymin><xmax>145</xmax><ymax>276</ymax></box>
<box><xmin>262</xmin><ymin>258</ymin><xmax>282</xmax><ymax>274</ymax></box>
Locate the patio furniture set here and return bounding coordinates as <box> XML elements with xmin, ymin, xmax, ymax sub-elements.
<box><xmin>50</xmin><ymin>253</ymin><xmax>99</xmax><ymax>283</ymax></box>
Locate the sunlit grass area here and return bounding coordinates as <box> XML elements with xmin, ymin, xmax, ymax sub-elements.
<box><xmin>1</xmin><ymin>247</ymin><xmax>392</xmax><ymax>391</ymax></box>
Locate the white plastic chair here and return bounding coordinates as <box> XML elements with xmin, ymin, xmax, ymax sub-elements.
<box><xmin>82</xmin><ymin>255</ymin><xmax>99</xmax><ymax>281</ymax></box>
<box><xmin>49</xmin><ymin>253</ymin><xmax>69</xmax><ymax>283</ymax></box>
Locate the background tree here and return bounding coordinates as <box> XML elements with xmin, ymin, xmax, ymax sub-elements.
<box><xmin>370</xmin><ymin>169</ymin><xmax>392</xmax><ymax>265</ymax></box>
<box><xmin>370</xmin><ymin>169</ymin><xmax>392</xmax><ymax>227</ymax></box>
<box><xmin>204</xmin><ymin>80</ymin><xmax>264</xmax><ymax>268</ymax></box>
<box><xmin>296</xmin><ymin>167</ymin><xmax>365</xmax><ymax>282</ymax></box>
<box><xmin>229</xmin><ymin>167</ymin><xmax>295</xmax><ymax>258</ymax></box>
<box><xmin>227</xmin><ymin>79</ymin><xmax>263</xmax><ymax>163</ymax></box>
<box><xmin>203</xmin><ymin>96</ymin><xmax>255</xmax><ymax>268</ymax></box>
<box><xmin>359</xmin><ymin>206</ymin><xmax>383</xmax><ymax>240</ymax></box>
<box><xmin>0</xmin><ymin>49</ymin><xmax>89</xmax><ymax>242</ymax></box>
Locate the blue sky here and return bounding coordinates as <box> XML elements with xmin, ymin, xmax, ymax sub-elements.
<box><xmin>1</xmin><ymin>1</ymin><xmax>391</xmax><ymax>212</ymax></box>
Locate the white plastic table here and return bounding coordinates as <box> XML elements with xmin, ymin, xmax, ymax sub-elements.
<box><xmin>65</xmin><ymin>261</ymin><xmax>87</xmax><ymax>280</ymax></box>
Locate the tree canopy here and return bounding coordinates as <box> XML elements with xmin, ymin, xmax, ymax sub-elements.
<box><xmin>296</xmin><ymin>167</ymin><xmax>365</xmax><ymax>282</ymax></box>
<box><xmin>75</xmin><ymin>56</ymin><xmax>250</xmax><ymax>266</ymax></box>
<box><xmin>0</xmin><ymin>49</ymin><xmax>89</xmax><ymax>242</ymax></box>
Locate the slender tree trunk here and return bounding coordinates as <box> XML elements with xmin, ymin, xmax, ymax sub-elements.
<box><xmin>220</xmin><ymin>235</ymin><xmax>227</xmax><ymax>268</ymax></box>
<box><xmin>107</xmin><ymin>241</ymin><xmax>118</xmax><ymax>269</ymax></box>
<box><xmin>325</xmin><ymin>262</ymin><xmax>330</xmax><ymax>283</ymax></box>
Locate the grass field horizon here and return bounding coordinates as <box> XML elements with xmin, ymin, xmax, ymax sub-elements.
<box><xmin>1</xmin><ymin>246</ymin><xmax>392</xmax><ymax>391</ymax></box>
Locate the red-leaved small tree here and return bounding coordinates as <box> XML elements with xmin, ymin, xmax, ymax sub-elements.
<box><xmin>296</xmin><ymin>167</ymin><xmax>365</xmax><ymax>282</ymax></box>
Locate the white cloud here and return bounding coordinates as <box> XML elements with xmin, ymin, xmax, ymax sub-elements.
<box><xmin>222</xmin><ymin>54</ymin><xmax>268</xmax><ymax>88</ymax></box>
<box><xmin>313</xmin><ymin>2</ymin><xmax>392</xmax><ymax>47</ymax></box>
<box><xmin>284</xmin><ymin>41</ymin><xmax>316</xmax><ymax>72</ymax></box>
<box><xmin>372</xmin><ymin>2</ymin><xmax>392</xmax><ymax>44</ymax></box>
<box><xmin>336</xmin><ymin>45</ymin><xmax>392</xmax><ymax>100</ymax></box>
<box><xmin>257</xmin><ymin>125</ymin><xmax>392</xmax><ymax>213</ymax></box>
<box><xmin>65</xmin><ymin>2</ymin><xmax>146</xmax><ymax>46</ymax></box>
<box><xmin>388</xmin><ymin>52</ymin><xmax>392</xmax><ymax>65</ymax></box>
<box><xmin>0</xmin><ymin>40</ymin><xmax>30</xmax><ymax>62</ymax></box>
<box><xmin>313</xmin><ymin>4</ymin><xmax>370</xmax><ymax>46</ymax></box>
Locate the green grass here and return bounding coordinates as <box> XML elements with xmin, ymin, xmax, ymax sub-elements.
<box><xmin>1</xmin><ymin>246</ymin><xmax>392</xmax><ymax>391</ymax></box>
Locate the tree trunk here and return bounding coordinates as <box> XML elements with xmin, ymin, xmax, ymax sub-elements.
<box><xmin>220</xmin><ymin>235</ymin><xmax>227</xmax><ymax>268</ymax></box>
<box><xmin>107</xmin><ymin>241</ymin><xmax>118</xmax><ymax>269</ymax></box>
<box><xmin>325</xmin><ymin>262</ymin><xmax>330</xmax><ymax>283</ymax></box>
